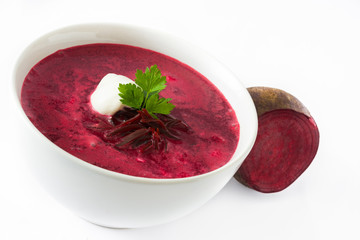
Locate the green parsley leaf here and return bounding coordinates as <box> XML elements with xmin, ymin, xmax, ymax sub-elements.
<box><xmin>118</xmin><ymin>83</ymin><xmax>144</xmax><ymax>110</ymax></box>
<box><xmin>118</xmin><ymin>65</ymin><xmax>175</xmax><ymax>115</ymax></box>
<box><xmin>145</xmin><ymin>94</ymin><xmax>175</xmax><ymax>115</ymax></box>
<box><xmin>135</xmin><ymin>65</ymin><xmax>167</xmax><ymax>94</ymax></box>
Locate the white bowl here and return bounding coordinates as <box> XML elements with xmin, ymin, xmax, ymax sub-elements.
<box><xmin>13</xmin><ymin>23</ymin><xmax>258</xmax><ymax>228</ymax></box>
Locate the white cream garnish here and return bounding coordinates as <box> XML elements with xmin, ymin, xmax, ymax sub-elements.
<box><xmin>90</xmin><ymin>73</ymin><xmax>135</xmax><ymax>115</ymax></box>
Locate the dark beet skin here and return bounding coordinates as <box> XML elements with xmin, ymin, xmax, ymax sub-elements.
<box><xmin>234</xmin><ymin>87</ymin><xmax>320</xmax><ymax>193</ymax></box>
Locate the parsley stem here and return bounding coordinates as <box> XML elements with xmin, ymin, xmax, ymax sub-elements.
<box><xmin>141</xmin><ymin>91</ymin><xmax>150</xmax><ymax>109</ymax></box>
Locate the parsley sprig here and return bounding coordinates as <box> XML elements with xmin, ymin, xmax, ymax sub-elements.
<box><xmin>118</xmin><ymin>65</ymin><xmax>175</xmax><ymax>116</ymax></box>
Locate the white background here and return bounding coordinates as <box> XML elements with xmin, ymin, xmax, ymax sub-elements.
<box><xmin>1</xmin><ymin>0</ymin><xmax>359</xmax><ymax>239</ymax></box>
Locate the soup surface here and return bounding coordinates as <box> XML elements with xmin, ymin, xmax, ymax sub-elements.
<box><xmin>21</xmin><ymin>44</ymin><xmax>239</xmax><ymax>178</ymax></box>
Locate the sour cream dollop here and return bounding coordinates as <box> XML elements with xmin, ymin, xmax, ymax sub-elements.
<box><xmin>90</xmin><ymin>73</ymin><xmax>135</xmax><ymax>115</ymax></box>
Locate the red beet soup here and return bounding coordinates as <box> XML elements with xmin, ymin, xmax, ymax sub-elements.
<box><xmin>21</xmin><ymin>44</ymin><xmax>239</xmax><ymax>178</ymax></box>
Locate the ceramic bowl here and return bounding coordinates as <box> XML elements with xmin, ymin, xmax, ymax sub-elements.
<box><xmin>13</xmin><ymin>23</ymin><xmax>258</xmax><ymax>228</ymax></box>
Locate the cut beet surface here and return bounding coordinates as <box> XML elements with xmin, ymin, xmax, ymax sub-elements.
<box><xmin>234</xmin><ymin>87</ymin><xmax>320</xmax><ymax>193</ymax></box>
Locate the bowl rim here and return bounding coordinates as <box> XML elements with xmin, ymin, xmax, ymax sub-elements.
<box><xmin>12</xmin><ymin>22</ymin><xmax>258</xmax><ymax>184</ymax></box>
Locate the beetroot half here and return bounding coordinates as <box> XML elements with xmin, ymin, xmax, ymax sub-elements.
<box><xmin>234</xmin><ymin>87</ymin><xmax>320</xmax><ymax>193</ymax></box>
